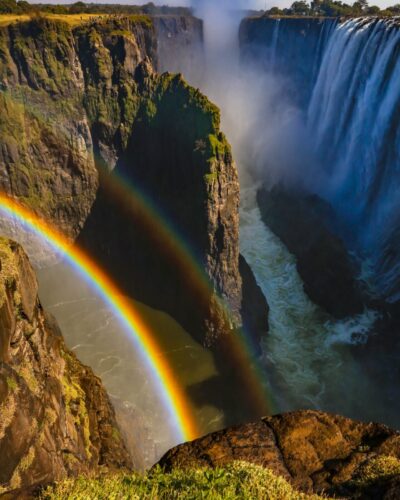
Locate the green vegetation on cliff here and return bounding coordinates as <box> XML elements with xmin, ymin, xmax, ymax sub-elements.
<box><xmin>40</xmin><ymin>462</ymin><xmax>326</xmax><ymax>500</ymax></box>
<box><xmin>0</xmin><ymin>237</ymin><xmax>18</xmax><ymax>308</ymax></box>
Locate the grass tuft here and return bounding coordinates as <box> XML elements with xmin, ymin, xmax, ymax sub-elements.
<box><xmin>40</xmin><ymin>461</ymin><xmax>328</xmax><ymax>499</ymax></box>
<box><xmin>351</xmin><ymin>455</ymin><xmax>400</xmax><ymax>488</ymax></box>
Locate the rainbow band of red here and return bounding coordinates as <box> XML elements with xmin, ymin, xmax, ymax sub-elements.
<box><xmin>0</xmin><ymin>193</ymin><xmax>198</xmax><ymax>443</ymax></box>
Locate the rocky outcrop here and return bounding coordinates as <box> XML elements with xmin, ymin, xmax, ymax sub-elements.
<box><xmin>73</xmin><ymin>60</ymin><xmax>244</xmax><ymax>346</ymax></box>
<box><xmin>158</xmin><ymin>409</ymin><xmax>400</xmax><ymax>499</ymax></box>
<box><xmin>257</xmin><ymin>185</ymin><xmax>365</xmax><ymax>318</ymax></box>
<box><xmin>0</xmin><ymin>15</ymin><xmax>158</xmax><ymax>242</ymax></box>
<box><xmin>0</xmin><ymin>19</ymin><xmax>98</xmax><ymax>242</ymax></box>
<box><xmin>0</xmin><ymin>16</ymin><xmax>268</xmax><ymax>348</ymax></box>
<box><xmin>0</xmin><ymin>238</ymin><xmax>131</xmax><ymax>494</ymax></box>
<box><xmin>239</xmin><ymin>254</ymin><xmax>269</xmax><ymax>349</ymax></box>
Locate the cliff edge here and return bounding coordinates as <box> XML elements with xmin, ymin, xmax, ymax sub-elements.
<box><xmin>0</xmin><ymin>238</ymin><xmax>131</xmax><ymax>494</ymax></box>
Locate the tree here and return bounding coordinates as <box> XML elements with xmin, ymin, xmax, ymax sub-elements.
<box><xmin>290</xmin><ymin>0</ymin><xmax>311</xmax><ymax>14</ymax></box>
<box><xmin>387</xmin><ymin>3</ymin><xmax>400</xmax><ymax>12</ymax></box>
<box><xmin>142</xmin><ymin>2</ymin><xmax>156</xmax><ymax>14</ymax></box>
<box><xmin>17</xmin><ymin>0</ymin><xmax>32</xmax><ymax>13</ymax></box>
<box><xmin>268</xmin><ymin>6</ymin><xmax>284</xmax><ymax>15</ymax></box>
<box><xmin>352</xmin><ymin>1</ymin><xmax>363</xmax><ymax>12</ymax></box>
<box><xmin>69</xmin><ymin>2</ymin><xmax>87</xmax><ymax>14</ymax></box>
<box><xmin>0</xmin><ymin>0</ymin><xmax>18</xmax><ymax>14</ymax></box>
<box><xmin>367</xmin><ymin>4</ymin><xmax>380</xmax><ymax>13</ymax></box>
<box><xmin>311</xmin><ymin>0</ymin><xmax>322</xmax><ymax>14</ymax></box>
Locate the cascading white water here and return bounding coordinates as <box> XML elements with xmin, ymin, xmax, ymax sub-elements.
<box><xmin>307</xmin><ymin>18</ymin><xmax>400</xmax><ymax>300</ymax></box>
<box><xmin>240</xmin><ymin>182</ymin><xmax>383</xmax><ymax>421</ymax></box>
<box><xmin>269</xmin><ymin>19</ymin><xmax>280</xmax><ymax>70</ymax></box>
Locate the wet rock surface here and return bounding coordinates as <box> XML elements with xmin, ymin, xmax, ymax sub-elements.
<box><xmin>257</xmin><ymin>185</ymin><xmax>365</xmax><ymax>318</ymax></box>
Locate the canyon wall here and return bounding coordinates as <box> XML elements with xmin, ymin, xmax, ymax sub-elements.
<box><xmin>0</xmin><ymin>16</ymin><xmax>268</xmax><ymax>348</ymax></box>
<box><xmin>239</xmin><ymin>17</ymin><xmax>336</xmax><ymax>106</ymax></box>
<box><xmin>0</xmin><ymin>238</ymin><xmax>132</xmax><ymax>494</ymax></box>
<box><xmin>154</xmin><ymin>15</ymin><xmax>204</xmax><ymax>83</ymax></box>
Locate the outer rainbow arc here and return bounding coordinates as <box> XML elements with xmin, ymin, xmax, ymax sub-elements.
<box><xmin>0</xmin><ymin>192</ymin><xmax>198</xmax><ymax>443</ymax></box>
<box><xmin>101</xmin><ymin>170</ymin><xmax>274</xmax><ymax>415</ymax></box>
<box><xmin>1</xmin><ymin>92</ymin><xmax>273</xmax><ymax>417</ymax></box>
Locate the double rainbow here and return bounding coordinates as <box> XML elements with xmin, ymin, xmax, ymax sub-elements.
<box><xmin>0</xmin><ymin>193</ymin><xmax>197</xmax><ymax>443</ymax></box>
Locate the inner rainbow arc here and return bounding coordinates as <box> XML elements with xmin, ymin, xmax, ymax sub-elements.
<box><xmin>0</xmin><ymin>192</ymin><xmax>198</xmax><ymax>443</ymax></box>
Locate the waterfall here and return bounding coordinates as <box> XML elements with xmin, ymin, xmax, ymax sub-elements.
<box><xmin>240</xmin><ymin>17</ymin><xmax>337</xmax><ymax>105</ymax></box>
<box><xmin>269</xmin><ymin>19</ymin><xmax>280</xmax><ymax>69</ymax></box>
<box><xmin>307</xmin><ymin>18</ymin><xmax>400</xmax><ymax>301</ymax></box>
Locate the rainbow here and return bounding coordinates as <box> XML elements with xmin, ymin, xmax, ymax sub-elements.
<box><xmin>1</xmin><ymin>90</ymin><xmax>273</xmax><ymax>422</ymax></box>
<box><xmin>0</xmin><ymin>192</ymin><xmax>198</xmax><ymax>443</ymax></box>
<box><xmin>98</xmin><ymin>169</ymin><xmax>274</xmax><ymax>416</ymax></box>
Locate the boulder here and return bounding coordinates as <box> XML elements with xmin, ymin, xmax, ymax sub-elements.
<box><xmin>158</xmin><ymin>409</ymin><xmax>400</xmax><ymax>499</ymax></box>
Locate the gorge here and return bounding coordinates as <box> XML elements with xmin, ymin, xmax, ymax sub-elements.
<box><xmin>157</xmin><ymin>7</ymin><xmax>400</xmax><ymax>430</ymax></box>
<box><xmin>237</xmin><ymin>15</ymin><xmax>400</xmax><ymax>430</ymax></box>
<box><xmin>1</xmin><ymin>3</ymin><xmax>400</xmax><ymax>497</ymax></box>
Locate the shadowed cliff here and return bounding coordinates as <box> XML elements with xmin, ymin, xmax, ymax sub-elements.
<box><xmin>0</xmin><ymin>16</ymin><xmax>268</xmax><ymax>349</ymax></box>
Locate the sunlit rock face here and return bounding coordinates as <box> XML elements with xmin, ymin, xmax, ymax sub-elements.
<box><xmin>0</xmin><ymin>238</ymin><xmax>132</xmax><ymax>494</ymax></box>
<box><xmin>0</xmin><ymin>20</ymin><xmax>98</xmax><ymax>244</ymax></box>
<box><xmin>158</xmin><ymin>409</ymin><xmax>400</xmax><ymax>499</ymax></box>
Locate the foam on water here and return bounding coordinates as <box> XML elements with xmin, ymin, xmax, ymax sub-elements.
<box><xmin>240</xmin><ymin>182</ymin><xmax>384</xmax><ymax>417</ymax></box>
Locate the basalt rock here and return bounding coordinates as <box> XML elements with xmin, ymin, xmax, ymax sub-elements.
<box><xmin>257</xmin><ymin>185</ymin><xmax>365</xmax><ymax>318</ymax></box>
<box><xmin>0</xmin><ymin>238</ymin><xmax>132</xmax><ymax>494</ymax></box>
<box><xmin>0</xmin><ymin>16</ymin><xmax>158</xmax><ymax>244</ymax></box>
<box><xmin>0</xmin><ymin>19</ymin><xmax>98</xmax><ymax>243</ymax></box>
<box><xmin>239</xmin><ymin>254</ymin><xmax>269</xmax><ymax>349</ymax></box>
<box><xmin>158</xmin><ymin>409</ymin><xmax>400</xmax><ymax>499</ymax></box>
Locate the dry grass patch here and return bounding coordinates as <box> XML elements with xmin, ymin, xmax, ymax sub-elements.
<box><xmin>0</xmin><ymin>13</ymin><xmax>111</xmax><ymax>27</ymax></box>
<box><xmin>0</xmin><ymin>15</ymin><xmax>30</xmax><ymax>26</ymax></box>
<box><xmin>43</xmin><ymin>14</ymin><xmax>110</xmax><ymax>26</ymax></box>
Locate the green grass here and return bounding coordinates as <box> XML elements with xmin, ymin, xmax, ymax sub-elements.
<box><xmin>40</xmin><ymin>461</ymin><xmax>327</xmax><ymax>499</ymax></box>
<box><xmin>351</xmin><ymin>455</ymin><xmax>400</xmax><ymax>488</ymax></box>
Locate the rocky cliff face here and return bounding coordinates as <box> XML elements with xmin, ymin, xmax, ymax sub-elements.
<box><xmin>0</xmin><ymin>19</ymin><xmax>98</xmax><ymax>242</ymax></box>
<box><xmin>0</xmin><ymin>16</ymin><xmax>268</xmax><ymax>348</ymax></box>
<box><xmin>154</xmin><ymin>15</ymin><xmax>204</xmax><ymax>84</ymax></box>
<box><xmin>0</xmin><ymin>238</ymin><xmax>131</xmax><ymax>494</ymax></box>
<box><xmin>158</xmin><ymin>409</ymin><xmax>400</xmax><ymax>499</ymax></box>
